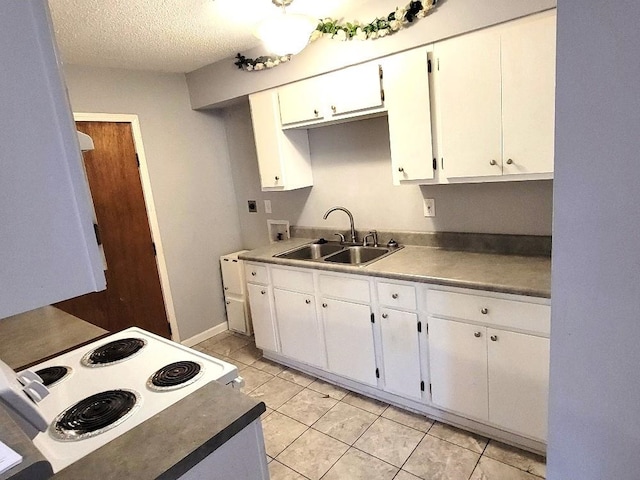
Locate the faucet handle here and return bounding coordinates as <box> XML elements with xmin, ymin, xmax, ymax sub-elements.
<box><xmin>363</xmin><ymin>231</ymin><xmax>379</xmax><ymax>247</ymax></box>
<box><xmin>334</xmin><ymin>233</ymin><xmax>346</xmax><ymax>244</ymax></box>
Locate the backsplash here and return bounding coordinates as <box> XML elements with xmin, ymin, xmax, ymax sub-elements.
<box><xmin>290</xmin><ymin>226</ymin><xmax>552</xmax><ymax>257</ymax></box>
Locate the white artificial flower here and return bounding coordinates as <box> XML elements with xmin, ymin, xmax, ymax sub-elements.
<box><xmin>246</xmin><ymin>64</ymin><xmax>254</xmax><ymax>71</ymax></box>
<box><xmin>255</xmin><ymin>63</ymin><xmax>264</xmax><ymax>70</ymax></box>
<box><xmin>266</xmin><ymin>60</ymin><xmax>274</xmax><ymax>68</ymax></box>
<box><xmin>395</xmin><ymin>7</ymin><xmax>406</xmax><ymax>21</ymax></box>
<box><xmin>355</xmin><ymin>27</ymin><xmax>367</xmax><ymax>40</ymax></box>
<box><xmin>369</xmin><ymin>30</ymin><xmax>378</xmax><ymax>39</ymax></box>
<box><xmin>390</xmin><ymin>20</ymin><xmax>401</xmax><ymax>31</ymax></box>
<box><xmin>378</xmin><ymin>28</ymin><xmax>389</xmax><ymax>37</ymax></box>
<box><xmin>273</xmin><ymin>59</ymin><xmax>280</xmax><ymax>66</ymax></box>
<box><xmin>310</xmin><ymin>29</ymin><xmax>323</xmax><ymax>42</ymax></box>
<box><xmin>334</xmin><ymin>29</ymin><xmax>347</xmax><ymax>41</ymax></box>
<box><xmin>417</xmin><ymin>10</ymin><xmax>426</xmax><ymax>18</ymax></box>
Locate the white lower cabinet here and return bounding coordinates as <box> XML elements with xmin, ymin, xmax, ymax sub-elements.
<box><xmin>273</xmin><ymin>288</ymin><xmax>325</xmax><ymax>368</ymax></box>
<box><xmin>428</xmin><ymin>313</ymin><xmax>550</xmax><ymax>441</ymax></box>
<box><xmin>321</xmin><ymin>298</ymin><xmax>376</xmax><ymax>386</ymax></box>
<box><xmin>246</xmin><ymin>283</ymin><xmax>278</xmax><ymax>352</ymax></box>
<box><xmin>380</xmin><ymin>308</ymin><xmax>423</xmax><ymax>400</ymax></box>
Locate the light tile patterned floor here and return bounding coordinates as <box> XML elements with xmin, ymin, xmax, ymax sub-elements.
<box><xmin>195</xmin><ymin>332</ymin><xmax>546</xmax><ymax>480</ymax></box>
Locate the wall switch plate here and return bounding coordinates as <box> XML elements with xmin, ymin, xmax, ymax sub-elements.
<box><xmin>264</xmin><ymin>200</ymin><xmax>272</xmax><ymax>214</ymax></box>
<box><xmin>423</xmin><ymin>198</ymin><xmax>436</xmax><ymax>217</ymax></box>
<box><xmin>248</xmin><ymin>200</ymin><xmax>257</xmax><ymax>213</ymax></box>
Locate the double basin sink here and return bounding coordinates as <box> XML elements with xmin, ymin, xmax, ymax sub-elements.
<box><xmin>274</xmin><ymin>240</ymin><xmax>402</xmax><ymax>266</ymax></box>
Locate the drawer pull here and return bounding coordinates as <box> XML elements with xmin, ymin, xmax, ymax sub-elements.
<box><xmin>305</xmin><ymin>299</ymin><xmax>311</xmax><ymax>304</ymax></box>
<box><xmin>251</xmin><ymin>271</ymin><xmax>257</xmax><ymax>276</ymax></box>
<box><xmin>382</xmin><ymin>313</ymin><xmax>388</xmax><ymax>319</ymax></box>
<box><xmin>261</xmin><ymin>290</ymin><xmax>266</xmax><ymax>295</ymax></box>
<box><xmin>226</xmin><ymin>301</ymin><xmax>230</xmax><ymax>305</ymax></box>
<box><xmin>481</xmin><ymin>307</ymin><xmax>488</xmax><ymax>315</ymax></box>
<box><xmin>224</xmin><ymin>287</ymin><xmax>228</xmax><ymax>290</ymax></box>
<box><xmin>490</xmin><ymin>335</ymin><xmax>498</xmax><ymax>342</ymax></box>
<box><xmin>474</xmin><ymin>331</ymin><xmax>482</xmax><ymax>338</ymax></box>
<box><xmin>322</xmin><ymin>303</ymin><xmax>328</xmax><ymax>308</ymax></box>
<box><xmin>391</xmin><ymin>293</ymin><xmax>399</xmax><ymax>299</ymax></box>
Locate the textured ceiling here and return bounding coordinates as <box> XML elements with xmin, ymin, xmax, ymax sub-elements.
<box><xmin>47</xmin><ymin>0</ymin><xmax>360</xmax><ymax>73</ymax></box>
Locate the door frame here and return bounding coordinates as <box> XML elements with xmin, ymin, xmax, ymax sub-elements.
<box><xmin>74</xmin><ymin>112</ymin><xmax>180</xmax><ymax>342</ymax></box>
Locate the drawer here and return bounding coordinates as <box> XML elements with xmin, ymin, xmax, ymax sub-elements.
<box><xmin>377</xmin><ymin>282</ymin><xmax>417</xmax><ymax>310</ymax></box>
<box><xmin>319</xmin><ymin>274</ymin><xmax>370</xmax><ymax>303</ymax></box>
<box><xmin>245</xmin><ymin>263</ymin><xmax>268</xmax><ymax>284</ymax></box>
<box><xmin>427</xmin><ymin>289</ymin><xmax>550</xmax><ymax>336</ymax></box>
<box><xmin>271</xmin><ymin>267</ymin><xmax>314</xmax><ymax>293</ymax></box>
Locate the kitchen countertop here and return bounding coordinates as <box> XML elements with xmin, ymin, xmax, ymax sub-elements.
<box><xmin>0</xmin><ymin>306</ymin><xmax>108</xmax><ymax>370</ymax></box>
<box><xmin>239</xmin><ymin>238</ymin><xmax>552</xmax><ymax>298</ymax></box>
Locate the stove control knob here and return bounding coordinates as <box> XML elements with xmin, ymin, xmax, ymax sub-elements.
<box><xmin>22</xmin><ymin>380</ymin><xmax>50</xmax><ymax>403</ymax></box>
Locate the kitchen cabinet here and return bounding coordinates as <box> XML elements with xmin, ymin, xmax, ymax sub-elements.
<box><xmin>377</xmin><ymin>280</ymin><xmax>424</xmax><ymax>401</ymax></box>
<box><xmin>245</xmin><ymin>264</ymin><xmax>278</xmax><ymax>352</ymax></box>
<box><xmin>271</xmin><ymin>267</ymin><xmax>325</xmax><ymax>368</ymax></box>
<box><xmin>0</xmin><ymin>0</ymin><xmax>106</xmax><ymax>319</ymax></box>
<box><xmin>434</xmin><ymin>10</ymin><xmax>556</xmax><ymax>180</ymax></box>
<box><xmin>220</xmin><ymin>251</ymin><xmax>251</xmax><ymax>335</ymax></box>
<box><xmin>427</xmin><ymin>288</ymin><xmax>550</xmax><ymax>440</ymax></box>
<box><xmin>383</xmin><ymin>46</ymin><xmax>435</xmax><ymax>184</ymax></box>
<box><xmin>248</xmin><ymin>90</ymin><xmax>312</xmax><ymax>191</ymax></box>
<box><xmin>278</xmin><ymin>61</ymin><xmax>385</xmax><ymax>129</ymax></box>
<box><xmin>319</xmin><ymin>273</ymin><xmax>377</xmax><ymax>386</ymax></box>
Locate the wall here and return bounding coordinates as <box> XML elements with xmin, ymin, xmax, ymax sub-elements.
<box><xmin>187</xmin><ymin>0</ymin><xmax>556</xmax><ymax>108</ymax></box>
<box><xmin>547</xmin><ymin>2</ymin><xmax>640</xmax><ymax>479</ymax></box>
<box><xmin>63</xmin><ymin>65</ymin><xmax>243</xmax><ymax>342</ymax></box>
<box><xmin>224</xmin><ymin>101</ymin><xmax>552</xmax><ymax>249</ymax></box>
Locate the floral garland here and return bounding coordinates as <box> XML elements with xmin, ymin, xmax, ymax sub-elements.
<box><xmin>234</xmin><ymin>0</ymin><xmax>438</xmax><ymax>72</ymax></box>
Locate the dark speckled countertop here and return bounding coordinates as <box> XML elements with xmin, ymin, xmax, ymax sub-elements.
<box><xmin>239</xmin><ymin>238</ymin><xmax>551</xmax><ymax>298</ymax></box>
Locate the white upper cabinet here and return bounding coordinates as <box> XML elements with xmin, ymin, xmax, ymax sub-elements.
<box><xmin>278</xmin><ymin>61</ymin><xmax>385</xmax><ymax>129</ymax></box>
<box><xmin>383</xmin><ymin>46</ymin><xmax>435</xmax><ymax>184</ymax></box>
<box><xmin>434</xmin><ymin>10</ymin><xmax>556</xmax><ymax>181</ymax></box>
<box><xmin>249</xmin><ymin>90</ymin><xmax>313</xmax><ymax>191</ymax></box>
<box><xmin>0</xmin><ymin>0</ymin><xmax>106</xmax><ymax>319</ymax></box>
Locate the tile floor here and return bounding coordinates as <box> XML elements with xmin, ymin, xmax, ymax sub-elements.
<box><xmin>194</xmin><ymin>331</ymin><xmax>546</xmax><ymax>480</ymax></box>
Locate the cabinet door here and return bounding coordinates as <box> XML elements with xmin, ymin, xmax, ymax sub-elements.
<box><xmin>273</xmin><ymin>289</ymin><xmax>324</xmax><ymax>367</ymax></box>
<box><xmin>487</xmin><ymin>329</ymin><xmax>550</xmax><ymax>440</ymax></box>
<box><xmin>278</xmin><ymin>77</ymin><xmax>324</xmax><ymax>125</ymax></box>
<box><xmin>325</xmin><ymin>62</ymin><xmax>383</xmax><ymax>117</ymax></box>
<box><xmin>428</xmin><ymin>317</ymin><xmax>489</xmax><ymax>421</ymax></box>
<box><xmin>435</xmin><ymin>28</ymin><xmax>503</xmax><ymax>179</ymax></box>
<box><xmin>322</xmin><ymin>299</ymin><xmax>377</xmax><ymax>386</ymax></box>
<box><xmin>501</xmin><ymin>12</ymin><xmax>556</xmax><ymax>176</ymax></box>
<box><xmin>221</xmin><ymin>258</ymin><xmax>245</xmax><ymax>296</ymax></box>
<box><xmin>247</xmin><ymin>283</ymin><xmax>278</xmax><ymax>352</ymax></box>
<box><xmin>248</xmin><ymin>90</ymin><xmax>312</xmax><ymax>191</ymax></box>
<box><xmin>384</xmin><ymin>47</ymin><xmax>435</xmax><ymax>184</ymax></box>
<box><xmin>380</xmin><ymin>309</ymin><xmax>422</xmax><ymax>400</ymax></box>
<box><xmin>225</xmin><ymin>297</ymin><xmax>247</xmax><ymax>334</ymax></box>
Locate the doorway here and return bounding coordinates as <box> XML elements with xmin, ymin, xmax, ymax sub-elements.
<box><xmin>54</xmin><ymin>116</ymin><xmax>177</xmax><ymax>339</ymax></box>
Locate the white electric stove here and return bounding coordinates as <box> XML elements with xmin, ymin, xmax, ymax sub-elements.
<box><xmin>0</xmin><ymin>327</ymin><xmax>242</xmax><ymax>473</ymax></box>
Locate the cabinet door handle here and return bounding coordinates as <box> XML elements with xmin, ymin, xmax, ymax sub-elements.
<box><xmin>322</xmin><ymin>303</ymin><xmax>328</xmax><ymax>308</ymax></box>
<box><xmin>489</xmin><ymin>159</ymin><xmax>497</xmax><ymax>166</ymax></box>
<box><xmin>490</xmin><ymin>335</ymin><xmax>498</xmax><ymax>342</ymax></box>
<box><xmin>226</xmin><ymin>301</ymin><xmax>230</xmax><ymax>305</ymax></box>
<box><xmin>305</xmin><ymin>299</ymin><xmax>311</xmax><ymax>304</ymax></box>
<box><xmin>382</xmin><ymin>313</ymin><xmax>388</xmax><ymax>319</ymax></box>
<box><xmin>313</xmin><ymin>109</ymin><xmax>319</xmax><ymax>116</ymax></box>
<box><xmin>506</xmin><ymin>158</ymin><xmax>514</xmax><ymax>165</ymax></box>
<box><xmin>398</xmin><ymin>167</ymin><xmax>404</xmax><ymax>173</ymax></box>
<box><xmin>481</xmin><ymin>307</ymin><xmax>488</xmax><ymax>315</ymax></box>
<box><xmin>260</xmin><ymin>290</ymin><xmax>266</xmax><ymax>295</ymax></box>
<box><xmin>474</xmin><ymin>331</ymin><xmax>482</xmax><ymax>338</ymax></box>
<box><xmin>224</xmin><ymin>287</ymin><xmax>228</xmax><ymax>290</ymax></box>
<box><xmin>275</xmin><ymin>176</ymin><xmax>280</xmax><ymax>181</ymax></box>
<box><xmin>391</xmin><ymin>293</ymin><xmax>399</xmax><ymax>299</ymax></box>
<box><xmin>331</xmin><ymin>105</ymin><xmax>337</xmax><ymax>113</ymax></box>
<box><xmin>251</xmin><ymin>271</ymin><xmax>257</xmax><ymax>276</ymax></box>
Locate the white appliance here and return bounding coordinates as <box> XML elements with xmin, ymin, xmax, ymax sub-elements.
<box><xmin>0</xmin><ymin>327</ymin><xmax>243</xmax><ymax>473</ymax></box>
<box><xmin>220</xmin><ymin>251</ymin><xmax>253</xmax><ymax>335</ymax></box>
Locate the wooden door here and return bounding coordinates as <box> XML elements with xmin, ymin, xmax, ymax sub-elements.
<box><xmin>55</xmin><ymin>121</ymin><xmax>171</xmax><ymax>338</ymax></box>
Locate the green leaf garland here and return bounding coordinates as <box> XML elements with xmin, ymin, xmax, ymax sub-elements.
<box><xmin>235</xmin><ymin>0</ymin><xmax>439</xmax><ymax>72</ymax></box>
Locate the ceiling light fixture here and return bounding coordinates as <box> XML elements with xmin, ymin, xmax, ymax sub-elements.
<box><xmin>254</xmin><ymin>0</ymin><xmax>317</xmax><ymax>56</ymax></box>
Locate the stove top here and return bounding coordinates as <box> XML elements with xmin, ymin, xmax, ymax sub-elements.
<box><xmin>7</xmin><ymin>327</ymin><xmax>240</xmax><ymax>473</ymax></box>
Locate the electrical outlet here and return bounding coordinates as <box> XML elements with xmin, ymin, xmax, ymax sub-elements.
<box><xmin>264</xmin><ymin>200</ymin><xmax>272</xmax><ymax>214</ymax></box>
<box><xmin>247</xmin><ymin>200</ymin><xmax>257</xmax><ymax>213</ymax></box>
<box><xmin>423</xmin><ymin>198</ymin><xmax>436</xmax><ymax>217</ymax></box>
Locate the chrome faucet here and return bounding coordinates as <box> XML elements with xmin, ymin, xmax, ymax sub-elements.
<box><xmin>323</xmin><ymin>206</ymin><xmax>357</xmax><ymax>243</ymax></box>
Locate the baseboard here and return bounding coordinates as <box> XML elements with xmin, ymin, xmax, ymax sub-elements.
<box><xmin>181</xmin><ymin>322</ymin><xmax>229</xmax><ymax>347</ymax></box>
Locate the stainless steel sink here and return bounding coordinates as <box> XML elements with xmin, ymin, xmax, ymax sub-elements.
<box><xmin>324</xmin><ymin>246</ymin><xmax>392</xmax><ymax>265</ymax></box>
<box><xmin>274</xmin><ymin>241</ymin><xmax>401</xmax><ymax>266</ymax></box>
<box><xmin>275</xmin><ymin>242</ymin><xmax>344</xmax><ymax>260</ymax></box>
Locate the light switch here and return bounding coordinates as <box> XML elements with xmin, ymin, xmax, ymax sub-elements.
<box><xmin>264</xmin><ymin>200</ymin><xmax>272</xmax><ymax>214</ymax></box>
